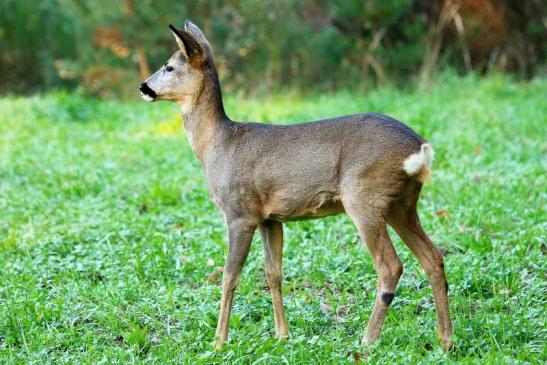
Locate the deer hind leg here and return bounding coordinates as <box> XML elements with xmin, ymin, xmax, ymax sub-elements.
<box><xmin>343</xmin><ymin>197</ymin><xmax>403</xmax><ymax>345</ymax></box>
<box><xmin>259</xmin><ymin>220</ymin><xmax>289</xmax><ymax>339</ymax></box>
<box><xmin>388</xmin><ymin>203</ymin><xmax>453</xmax><ymax>350</ymax></box>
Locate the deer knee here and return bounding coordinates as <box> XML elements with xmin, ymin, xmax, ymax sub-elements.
<box><xmin>265</xmin><ymin>267</ymin><xmax>282</xmax><ymax>289</ymax></box>
<box><xmin>424</xmin><ymin>254</ymin><xmax>448</xmax><ymax>286</ymax></box>
<box><xmin>222</xmin><ymin>271</ymin><xmax>241</xmax><ymax>292</ymax></box>
<box><xmin>380</xmin><ymin>292</ymin><xmax>395</xmax><ymax>305</ymax></box>
<box><xmin>431</xmin><ymin>254</ymin><xmax>445</xmax><ymax>274</ymax></box>
<box><xmin>378</xmin><ymin>259</ymin><xmax>403</xmax><ymax>306</ymax></box>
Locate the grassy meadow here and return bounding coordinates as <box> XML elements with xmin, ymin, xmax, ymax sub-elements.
<box><xmin>0</xmin><ymin>75</ymin><xmax>545</xmax><ymax>364</ymax></box>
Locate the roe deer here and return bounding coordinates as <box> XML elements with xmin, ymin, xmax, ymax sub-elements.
<box><xmin>140</xmin><ymin>20</ymin><xmax>453</xmax><ymax>350</ymax></box>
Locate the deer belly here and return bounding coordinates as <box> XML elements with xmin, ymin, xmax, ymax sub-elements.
<box><xmin>263</xmin><ymin>191</ymin><xmax>345</xmax><ymax>221</ymax></box>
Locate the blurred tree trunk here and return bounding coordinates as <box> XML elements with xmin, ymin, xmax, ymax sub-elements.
<box><xmin>420</xmin><ymin>0</ymin><xmax>463</xmax><ymax>82</ymax></box>
<box><xmin>124</xmin><ymin>0</ymin><xmax>150</xmax><ymax>79</ymax></box>
<box><xmin>135</xmin><ymin>46</ymin><xmax>150</xmax><ymax>79</ymax></box>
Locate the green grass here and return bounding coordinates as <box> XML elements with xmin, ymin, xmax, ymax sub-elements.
<box><xmin>0</xmin><ymin>74</ymin><xmax>545</xmax><ymax>364</ymax></box>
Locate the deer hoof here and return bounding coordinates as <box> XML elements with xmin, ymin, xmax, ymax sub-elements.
<box><xmin>440</xmin><ymin>338</ymin><xmax>453</xmax><ymax>351</ymax></box>
<box><xmin>213</xmin><ymin>339</ymin><xmax>225</xmax><ymax>351</ymax></box>
<box><xmin>360</xmin><ymin>335</ymin><xmax>378</xmax><ymax>347</ymax></box>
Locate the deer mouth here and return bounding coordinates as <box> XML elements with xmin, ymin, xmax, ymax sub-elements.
<box><xmin>139</xmin><ymin>82</ymin><xmax>157</xmax><ymax>101</ymax></box>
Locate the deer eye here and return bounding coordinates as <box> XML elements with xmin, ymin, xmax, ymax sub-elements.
<box><xmin>165</xmin><ymin>65</ymin><xmax>174</xmax><ymax>72</ymax></box>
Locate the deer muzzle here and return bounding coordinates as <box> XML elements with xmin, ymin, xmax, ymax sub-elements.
<box><xmin>139</xmin><ymin>82</ymin><xmax>157</xmax><ymax>101</ymax></box>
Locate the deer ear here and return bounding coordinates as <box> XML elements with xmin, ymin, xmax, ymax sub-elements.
<box><xmin>169</xmin><ymin>24</ymin><xmax>206</xmax><ymax>66</ymax></box>
<box><xmin>184</xmin><ymin>20</ymin><xmax>206</xmax><ymax>40</ymax></box>
<box><xmin>183</xmin><ymin>20</ymin><xmax>214</xmax><ymax>60</ymax></box>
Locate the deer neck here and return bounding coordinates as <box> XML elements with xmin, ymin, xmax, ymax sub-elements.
<box><xmin>180</xmin><ymin>74</ymin><xmax>227</xmax><ymax>164</ymax></box>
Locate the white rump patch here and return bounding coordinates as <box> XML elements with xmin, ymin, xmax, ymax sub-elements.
<box><xmin>403</xmin><ymin>143</ymin><xmax>435</xmax><ymax>176</ymax></box>
<box><xmin>140</xmin><ymin>92</ymin><xmax>155</xmax><ymax>102</ymax></box>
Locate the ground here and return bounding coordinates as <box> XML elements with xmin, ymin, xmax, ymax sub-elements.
<box><xmin>0</xmin><ymin>74</ymin><xmax>545</xmax><ymax>364</ymax></box>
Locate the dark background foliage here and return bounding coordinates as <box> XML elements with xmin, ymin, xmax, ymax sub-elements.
<box><xmin>0</xmin><ymin>0</ymin><xmax>545</xmax><ymax>97</ymax></box>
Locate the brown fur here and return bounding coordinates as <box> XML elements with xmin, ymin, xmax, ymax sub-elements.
<box><xmin>140</xmin><ymin>20</ymin><xmax>453</xmax><ymax>350</ymax></box>
<box><xmin>415</xmin><ymin>164</ymin><xmax>432</xmax><ymax>183</ymax></box>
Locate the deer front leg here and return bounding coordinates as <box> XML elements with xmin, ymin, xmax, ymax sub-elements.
<box><xmin>259</xmin><ymin>220</ymin><xmax>289</xmax><ymax>339</ymax></box>
<box><xmin>214</xmin><ymin>218</ymin><xmax>256</xmax><ymax>350</ymax></box>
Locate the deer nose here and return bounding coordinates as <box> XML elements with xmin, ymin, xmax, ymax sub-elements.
<box><xmin>139</xmin><ymin>82</ymin><xmax>157</xmax><ymax>100</ymax></box>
